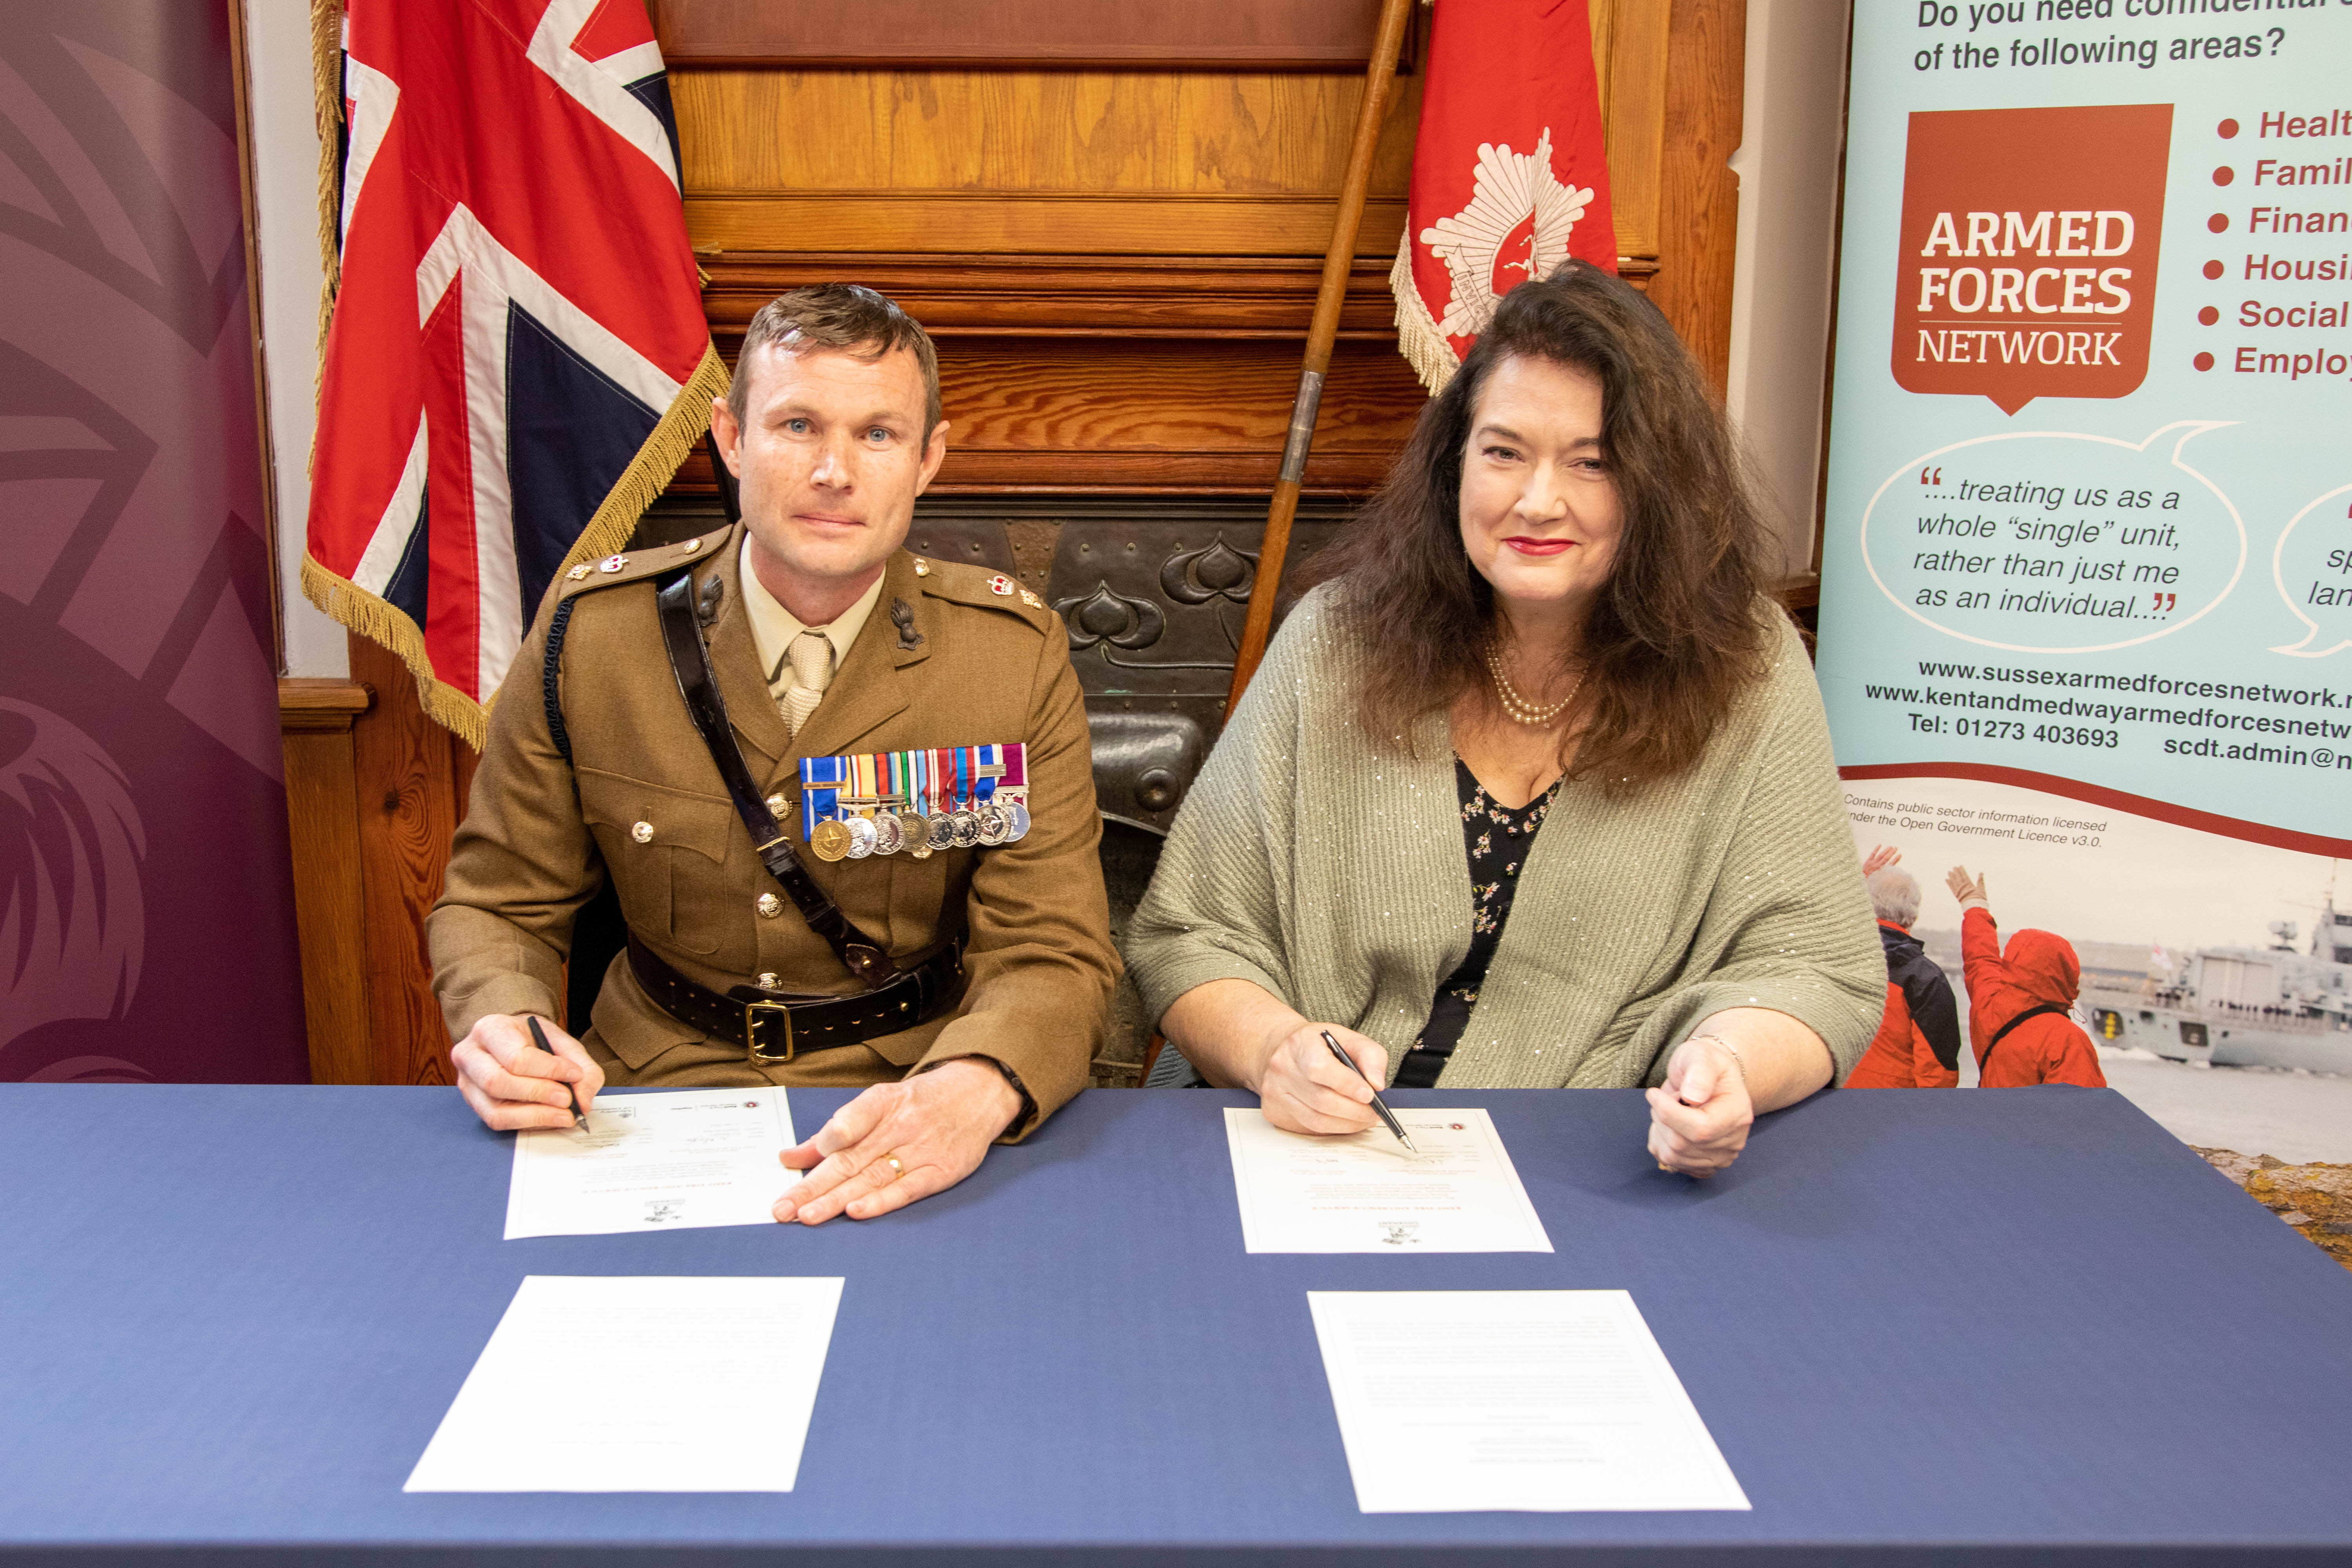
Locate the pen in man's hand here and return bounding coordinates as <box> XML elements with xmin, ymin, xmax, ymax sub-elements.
<box><xmin>1320</xmin><ymin>1030</ymin><xmax>1417</xmax><ymax>1155</ymax></box>
<box><xmin>525</xmin><ymin>1015</ymin><xmax>590</xmax><ymax>1131</ymax></box>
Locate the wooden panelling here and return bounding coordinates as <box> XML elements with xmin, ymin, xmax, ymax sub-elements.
<box><xmin>279</xmin><ymin>679</ymin><xmax>373</xmax><ymax>1085</ymax></box>
<box><xmin>1647</xmin><ymin>0</ymin><xmax>1747</xmax><ymax>394</ymax></box>
<box><xmin>675</xmin><ymin>71</ymin><xmax>1423</xmax><ymax>198</ymax></box>
<box><xmin>688</xmin><ymin>194</ymin><xmax>1411</xmax><ymax>259</ymax></box>
<box><xmin>347</xmin><ymin>634</ymin><xmax>463</xmax><ymax>1088</ymax></box>
<box><xmin>654</xmin><ymin>0</ymin><xmax>1400</xmax><ymax>70</ymax></box>
<box><xmin>676</xmin><ymin>70</ymin><xmax>1422</xmax><ymax>258</ymax></box>
<box><xmin>701</xmin><ymin>253</ymin><xmax>1418</xmax><ymax>340</ymax></box>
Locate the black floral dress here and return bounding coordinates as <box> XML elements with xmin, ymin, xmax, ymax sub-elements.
<box><xmin>1390</xmin><ymin>757</ymin><xmax>1563</xmax><ymax>1088</ymax></box>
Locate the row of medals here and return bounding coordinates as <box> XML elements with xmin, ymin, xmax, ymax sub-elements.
<box><xmin>807</xmin><ymin>798</ymin><xmax>1033</xmax><ymax>862</ymax></box>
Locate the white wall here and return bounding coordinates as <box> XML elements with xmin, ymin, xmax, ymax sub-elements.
<box><xmin>242</xmin><ymin>0</ymin><xmax>345</xmax><ymax>676</ymax></box>
<box><xmin>1725</xmin><ymin>0</ymin><xmax>1852</xmax><ymax>580</ymax></box>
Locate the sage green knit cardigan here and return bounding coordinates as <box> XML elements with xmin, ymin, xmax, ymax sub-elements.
<box><xmin>1124</xmin><ymin>587</ymin><xmax>1883</xmax><ymax>1089</ymax></box>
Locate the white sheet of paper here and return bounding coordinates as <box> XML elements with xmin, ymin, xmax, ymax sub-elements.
<box><xmin>1223</xmin><ymin>1107</ymin><xmax>1552</xmax><ymax>1253</ymax></box>
<box><xmin>405</xmin><ymin>1275</ymin><xmax>843</xmax><ymax>1493</ymax></box>
<box><xmin>503</xmin><ymin>1087</ymin><xmax>796</xmax><ymax>1239</ymax></box>
<box><xmin>1307</xmin><ymin>1290</ymin><xmax>1750</xmax><ymax>1513</ymax></box>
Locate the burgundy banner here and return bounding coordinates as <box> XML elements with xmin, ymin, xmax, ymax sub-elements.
<box><xmin>0</xmin><ymin>2</ymin><xmax>307</xmax><ymax>1082</ymax></box>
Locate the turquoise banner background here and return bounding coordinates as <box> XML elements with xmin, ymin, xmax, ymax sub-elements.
<box><xmin>1817</xmin><ymin>1</ymin><xmax>2352</xmax><ymax>852</ymax></box>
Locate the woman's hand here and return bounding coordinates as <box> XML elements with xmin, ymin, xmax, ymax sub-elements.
<box><xmin>1158</xmin><ymin>979</ymin><xmax>1392</xmax><ymax>1137</ymax></box>
<box><xmin>1256</xmin><ymin>1021</ymin><xmax>1391</xmax><ymax>1137</ymax></box>
<box><xmin>1645</xmin><ymin>1035</ymin><xmax>1756</xmax><ymax>1177</ymax></box>
<box><xmin>1861</xmin><ymin>843</ymin><xmax>1901</xmax><ymax>877</ymax></box>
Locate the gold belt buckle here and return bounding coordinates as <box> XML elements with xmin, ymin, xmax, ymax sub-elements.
<box><xmin>744</xmin><ymin>998</ymin><xmax>796</xmax><ymax>1063</ymax></box>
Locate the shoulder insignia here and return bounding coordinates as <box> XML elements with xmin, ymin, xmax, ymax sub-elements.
<box><xmin>918</xmin><ymin>556</ymin><xmax>1055</xmax><ymax>632</ymax></box>
<box><xmin>556</xmin><ymin>526</ymin><xmax>737</xmax><ymax>601</ymax></box>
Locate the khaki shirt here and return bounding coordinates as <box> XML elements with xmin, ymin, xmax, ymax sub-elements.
<box><xmin>427</xmin><ymin>529</ymin><xmax>1118</xmax><ymax>1134</ymax></box>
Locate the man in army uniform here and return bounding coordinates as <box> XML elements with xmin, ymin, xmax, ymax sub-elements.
<box><xmin>430</xmin><ymin>285</ymin><xmax>1117</xmax><ymax>1224</ymax></box>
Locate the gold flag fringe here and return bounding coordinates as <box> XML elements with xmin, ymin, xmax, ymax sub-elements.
<box><xmin>303</xmin><ymin>341</ymin><xmax>729</xmax><ymax>749</ymax></box>
<box><xmin>1389</xmin><ymin>230</ymin><xmax>1458</xmax><ymax>396</ymax></box>
<box><xmin>309</xmin><ymin>0</ymin><xmax>342</xmax><ymax>385</ymax></box>
<box><xmin>300</xmin><ymin>553</ymin><xmax>489</xmax><ymax>746</ymax></box>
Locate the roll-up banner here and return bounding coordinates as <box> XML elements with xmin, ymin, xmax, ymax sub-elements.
<box><xmin>0</xmin><ymin>5</ymin><xmax>308</xmax><ymax>1083</ymax></box>
<box><xmin>1817</xmin><ymin>3</ymin><xmax>2352</xmax><ymax>1090</ymax></box>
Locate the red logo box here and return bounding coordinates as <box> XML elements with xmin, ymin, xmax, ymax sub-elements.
<box><xmin>1892</xmin><ymin>105</ymin><xmax>2173</xmax><ymax>414</ymax></box>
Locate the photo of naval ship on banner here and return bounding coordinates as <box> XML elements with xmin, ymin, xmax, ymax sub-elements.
<box><xmin>1815</xmin><ymin>7</ymin><xmax>2352</xmax><ymax>1097</ymax></box>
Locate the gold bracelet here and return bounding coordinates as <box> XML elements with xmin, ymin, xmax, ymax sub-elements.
<box><xmin>1685</xmin><ymin>1032</ymin><xmax>1747</xmax><ymax>1086</ymax></box>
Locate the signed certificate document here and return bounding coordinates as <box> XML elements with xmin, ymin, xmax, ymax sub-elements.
<box><xmin>1307</xmin><ymin>1290</ymin><xmax>1750</xmax><ymax>1513</ymax></box>
<box><xmin>406</xmin><ymin>1276</ymin><xmax>843</xmax><ymax>1492</ymax></box>
<box><xmin>503</xmin><ymin>1088</ymin><xmax>796</xmax><ymax>1239</ymax></box>
<box><xmin>1223</xmin><ymin>1107</ymin><xmax>1552</xmax><ymax>1254</ymax></box>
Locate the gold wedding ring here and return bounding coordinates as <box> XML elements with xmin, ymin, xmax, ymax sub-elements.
<box><xmin>881</xmin><ymin>1154</ymin><xmax>903</xmax><ymax>1181</ymax></box>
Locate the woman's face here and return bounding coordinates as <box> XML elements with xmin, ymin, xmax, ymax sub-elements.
<box><xmin>1456</xmin><ymin>354</ymin><xmax>1623</xmax><ymax>625</ymax></box>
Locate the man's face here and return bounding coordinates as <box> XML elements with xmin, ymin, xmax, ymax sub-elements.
<box><xmin>709</xmin><ymin>340</ymin><xmax>948</xmax><ymax>596</ymax></box>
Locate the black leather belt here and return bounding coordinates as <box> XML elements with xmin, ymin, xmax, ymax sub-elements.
<box><xmin>628</xmin><ymin>934</ymin><xmax>964</xmax><ymax>1064</ymax></box>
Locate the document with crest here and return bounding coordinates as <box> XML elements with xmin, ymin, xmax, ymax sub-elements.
<box><xmin>406</xmin><ymin>1275</ymin><xmax>843</xmax><ymax>1492</ymax></box>
<box><xmin>1222</xmin><ymin>1107</ymin><xmax>1552</xmax><ymax>1254</ymax></box>
<box><xmin>1307</xmin><ymin>1290</ymin><xmax>1750</xmax><ymax>1513</ymax></box>
<box><xmin>503</xmin><ymin>1088</ymin><xmax>796</xmax><ymax>1239</ymax></box>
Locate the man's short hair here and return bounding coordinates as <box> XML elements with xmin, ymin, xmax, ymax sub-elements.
<box><xmin>1867</xmin><ymin>867</ymin><xmax>1921</xmax><ymax>928</ymax></box>
<box><xmin>725</xmin><ymin>284</ymin><xmax>941</xmax><ymax>440</ymax></box>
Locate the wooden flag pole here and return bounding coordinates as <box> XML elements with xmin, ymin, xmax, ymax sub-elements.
<box><xmin>1223</xmin><ymin>0</ymin><xmax>1418</xmax><ymax>714</ymax></box>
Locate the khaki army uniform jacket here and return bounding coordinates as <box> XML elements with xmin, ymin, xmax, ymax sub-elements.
<box><xmin>427</xmin><ymin>529</ymin><xmax>1118</xmax><ymax>1134</ymax></box>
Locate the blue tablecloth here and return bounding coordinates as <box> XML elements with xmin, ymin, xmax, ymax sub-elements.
<box><xmin>2</xmin><ymin>1083</ymin><xmax>2348</xmax><ymax>1566</ymax></box>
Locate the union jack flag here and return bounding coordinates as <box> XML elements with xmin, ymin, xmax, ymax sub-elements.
<box><xmin>303</xmin><ymin>0</ymin><xmax>723</xmax><ymax>742</ymax></box>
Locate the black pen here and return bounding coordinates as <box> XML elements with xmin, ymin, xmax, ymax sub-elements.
<box><xmin>1321</xmin><ymin>1030</ymin><xmax>1417</xmax><ymax>1155</ymax></box>
<box><xmin>525</xmin><ymin>1015</ymin><xmax>591</xmax><ymax>1131</ymax></box>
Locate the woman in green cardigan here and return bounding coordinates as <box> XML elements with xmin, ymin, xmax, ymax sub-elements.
<box><xmin>1124</xmin><ymin>262</ymin><xmax>1882</xmax><ymax>1177</ymax></box>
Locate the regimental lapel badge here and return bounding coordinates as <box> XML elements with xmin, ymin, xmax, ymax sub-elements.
<box><xmin>890</xmin><ymin>597</ymin><xmax>923</xmax><ymax>649</ymax></box>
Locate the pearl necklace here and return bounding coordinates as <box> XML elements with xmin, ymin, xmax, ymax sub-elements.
<box><xmin>1483</xmin><ymin>645</ymin><xmax>1585</xmax><ymax>727</ymax></box>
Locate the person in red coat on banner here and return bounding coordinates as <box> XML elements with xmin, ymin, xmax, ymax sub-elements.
<box><xmin>1943</xmin><ymin>865</ymin><xmax>2108</xmax><ymax>1088</ymax></box>
<box><xmin>1846</xmin><ymin>846</ymin><xmax>1962</xmax><ymax>1089</ymax></box>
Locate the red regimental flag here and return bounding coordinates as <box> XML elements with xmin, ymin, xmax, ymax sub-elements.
<box><xmin>1392</xmin><ymin>0</ymin><xmax>1618</xmax><ymax>392</ymax></box>
<box><xmin>303</xmin><ymin>0</ymin><xmax>725</xmax><ymax>743</ymax></box>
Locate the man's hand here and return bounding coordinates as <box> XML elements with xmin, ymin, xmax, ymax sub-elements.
<box><xmin>1947</xmin><ymin>864</ymin><xmax>1988</xmax><ymax>905</ymax></box>
<box><xmin>774</xmin><ymin>1057</ymin><xmax>1020</xmax><ymax>1225</ymax></box>
<box><xmin>1255</xmin><ymin>1022</ymin><xmax>1389</xmax><ymax>1137</ymax></box>
<box><xmin>1645</xmin><ymin>1036</ymin><xmax>1756</xmax><ymax>1178</ymax></box>
<box><xmin>452</xmin><ymin>1012</ymin><xmax>602</xmax><ymax>1131</ymax></box>
<box><xmin>1861</xmin><ymin>843</ymin><xmax>1901</xmax><ymax>877</ymax></box>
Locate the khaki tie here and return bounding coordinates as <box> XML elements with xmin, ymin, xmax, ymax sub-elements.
<box><xmin>780</xmin><ymin>629</ymin><xmax>834</xmax><ymax>737</ymax></box>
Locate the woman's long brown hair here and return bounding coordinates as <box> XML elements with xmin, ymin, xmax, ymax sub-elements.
<box><xmin>1304</xmin><ymin>260</ymin><xmax>1772</xmax><ymax>794</ymax></box>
